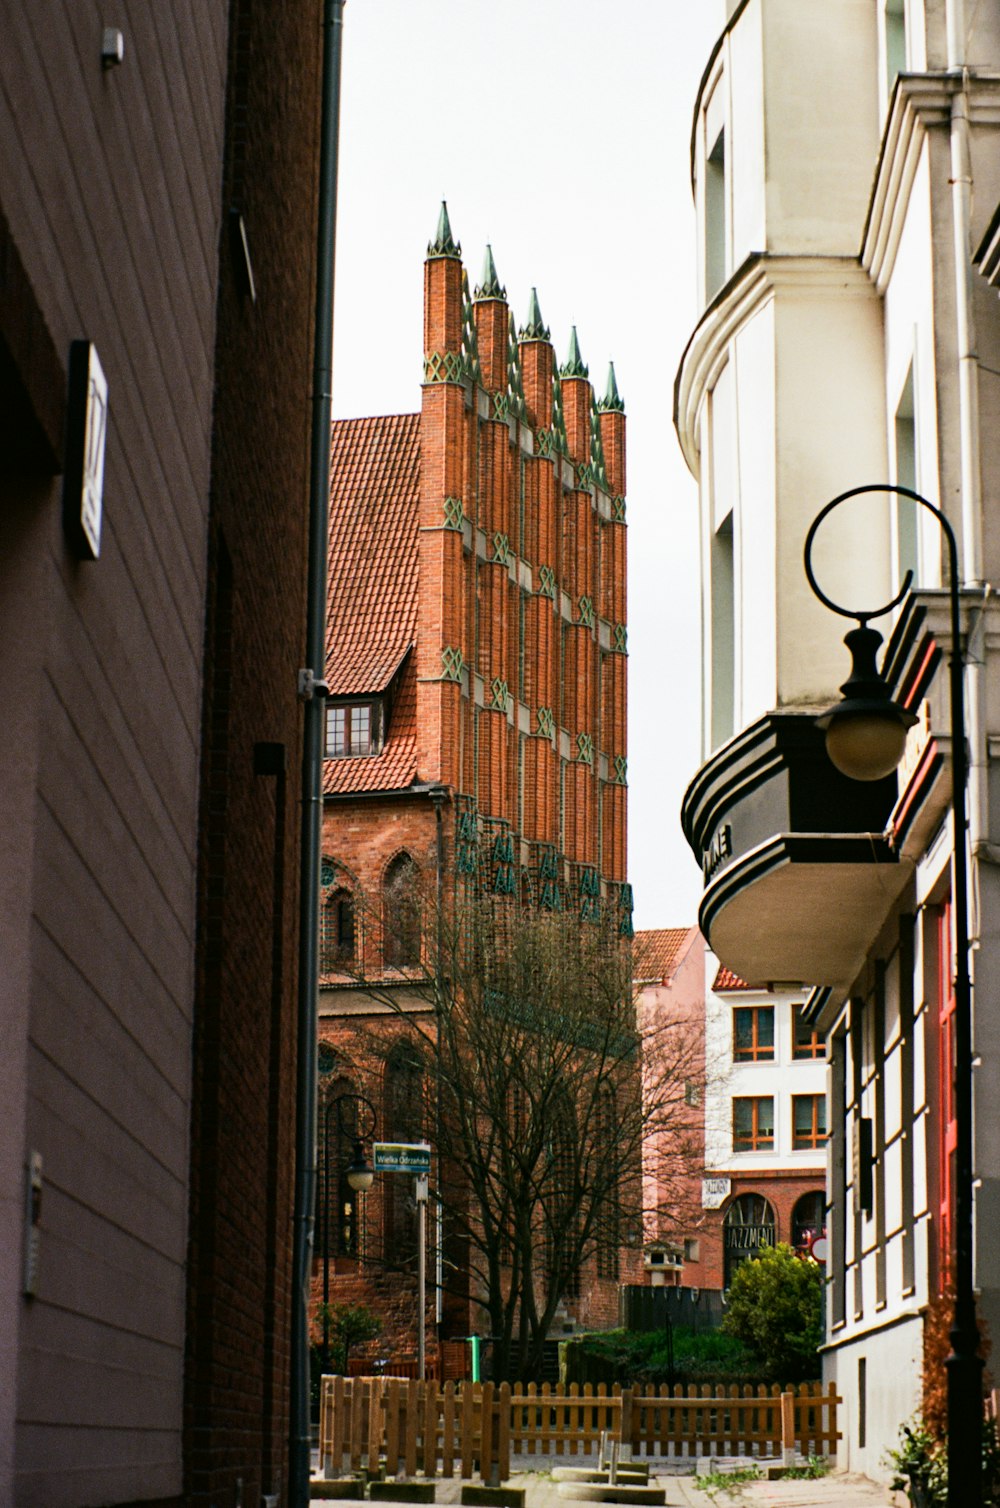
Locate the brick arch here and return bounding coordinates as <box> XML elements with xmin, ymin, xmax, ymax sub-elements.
<box><xmin>722</xmin><ymin>1192</ymin><xmax>776</xmax><ymax>1287</ymax></box>
<box><xmin>321</xmin><ymin>854</ymin><xmax>362</xmax><ymax>892</ymax></box>
<box><xmin>320</xmin><ymin>856</ymin><xmax>363</xmax><ymax>970</ymax></box>
<box><xmin>382</xmin><ymin>851</ymin><xmax>421</xmax><ymax>967</ymax></box>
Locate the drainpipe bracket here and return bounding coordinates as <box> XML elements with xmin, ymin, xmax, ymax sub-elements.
<box><xmin>298</xmin><ymin>669</ymin><xmax>330</xmax><ymax>701</ymax></box>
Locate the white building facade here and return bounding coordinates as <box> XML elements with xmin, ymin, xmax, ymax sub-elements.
<box><xmin>676</xmin><ymin>0</ymin><xmax>1000</xmax><ymax>1480</ymax></box>
<box><xmin>703</xmin><ymin>963</ymin><xmax>827</xmax><ymax>1291</ymax></box>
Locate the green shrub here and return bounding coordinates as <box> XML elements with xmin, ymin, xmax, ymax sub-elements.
<box><xmin>720</xmin><ymin>1244</ymin><xmax>823</xmax><ymax>1382</ymax></box>
<box><xmin>565</xmin><ymin>1327</ymin><xmax>756</xmax><ymax>1387</ymax></box>
<box><xmin>886</xmin><ymin>1416</ymin><xmax>1000</xmax><ymax>1506</ymax></box>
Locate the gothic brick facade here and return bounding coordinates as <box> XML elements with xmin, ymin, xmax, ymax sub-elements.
<box><xmin>318</xmin><ymin>208</ymin><xmax>634</xmax><ymax>1367</ymax></box>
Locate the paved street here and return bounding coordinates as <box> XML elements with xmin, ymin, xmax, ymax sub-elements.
<box><xmin>508</xmin><ymin>1467</ymin><xmax>893</xmax><ymax>1508</ymax></box>
<box><xmin>312</xmin><ymin>1466</ymin><xmax>894</xmax><ymax>1508</ymax></box>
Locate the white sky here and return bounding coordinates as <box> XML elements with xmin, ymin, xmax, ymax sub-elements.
<box><xmin>332</xmin><ymin>1</ymin><xmax>726</xmax><ymax>932</ymax></box>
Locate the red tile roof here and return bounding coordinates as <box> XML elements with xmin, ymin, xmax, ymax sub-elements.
<box><xmin>634</xmin><ymin>927</ymin><xmax>695</xmax><ymax>984</ymax></box>
<box><xmin>712</xmin><ymin>964</ymin><xmax>752</xmax><ymax>991</ymax></box>
<box><xmin>324</xmin><ymin>413</ymin><xmax>421</xmax><ymax>796</ymax></box>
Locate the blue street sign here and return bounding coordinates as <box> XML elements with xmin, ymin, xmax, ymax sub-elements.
<box><xmin>373</xmin><ymin>1141</ymin><xmax>431</xmax><ymax>1174</ymax></box>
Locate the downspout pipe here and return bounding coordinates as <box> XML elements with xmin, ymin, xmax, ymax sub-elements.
<box><xmin>290</xmin><ymin>2</ymin><xmax>346</xmax><ymax>1504</ymax></box>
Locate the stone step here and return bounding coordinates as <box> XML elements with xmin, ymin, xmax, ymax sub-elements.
<box><xmin>555</xmin><ymin>1485</ymin><xmax>665</xmax><ymax>1506</ymax></box>
<box><xmin>460</xmin><ymin>1487</ymin><xmax>526</xmax><ymax>1508</ymax></box>
<box><xmin>550</xmin><ymin>1469</ymin><xmax>649</xmax><ymax>1485</ymax></box>
<box><xmin>369</xmin><ymin>1482</ymin><xmax>437</xmax><ymax>1504</ymax></box>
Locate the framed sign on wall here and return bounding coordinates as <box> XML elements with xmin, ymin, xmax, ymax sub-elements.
<box><xmin>63</xmin><ymin>340</ymin><xmax>108</xmax><ymax>560</ymax></box>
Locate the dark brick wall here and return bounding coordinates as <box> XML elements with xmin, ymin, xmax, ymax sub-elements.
<box><xmin>183</xmin><ymin>0</ymin><xmax>322</xmax><ymax>1503</ymax></box>
<box><xmin>0</xmin><ymin>1</ymin><xmax>322</xmax><ymax>1502</ymax></box>
<box><xmin>0</xmin><ymin>4</ymin><xmax>231</xmax><ymax>1501</ymax></box>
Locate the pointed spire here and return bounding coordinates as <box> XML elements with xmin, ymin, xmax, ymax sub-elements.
<box><xmin>559</xmin><ymin>326</ymin><xmax>589</xmax><ymax>379</ymax></box>
<box><xmin>597</xmin><ymin>361</ymin><xmax>625</xmax><ymax>413</ymax></box>
<box><xmin>519</xmin><ymin>287</ymin><xmax>551</xmax><ymax>342</ymax></box>
<box><xmin>507</xmin><ymin>310</ymin><xmax>526</xmax><ymax>421</ymax></box>
<box><xmin>473</xmin><ymin>244</ymin><xmax>506</xmax><ymax>301</ymax></box>
<box><xmin>427</xmin><ymin>200</ymin><xmax>461</xmax><ymax>259</ymax></box>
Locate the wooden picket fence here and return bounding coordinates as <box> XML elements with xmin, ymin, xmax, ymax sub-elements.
<box><xmin>318</xmin><ymin>1377</ymin><xmax>840</xmax><ymax>1482</ymax></box>
<box><xmin>319</xmin><ymin>1377</ymin><xmax>509</xmax><ymax>1483</ymax></box>
<box><xmin>621</xmin><ymin>1382</ymin><xmax>839</xmax><ymax>1460</ymax></box>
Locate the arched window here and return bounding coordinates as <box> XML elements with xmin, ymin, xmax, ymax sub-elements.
<box><xmin>723</xmin><ymin>1193</ymin><xmax>775</xmax><ymax>1287</ymax></box>
<box><xmin>383</xmin><ymin>853</ymin><xmax>421</xmax><ymax>967</ymax></box>
<box><xmin>321</xmin><ymin>888</ymin><xmax>355</xmax><ymax>968</ymax></box>
<box><xmin>791</xmin><ymin>1190</ymin><xmax>826</xmax><ymax>1255</ymax></box>
<box><xmin>318</xmin><ymin>1078</ymin><xmax>362</xmax><ymax>1260</ymax></box>
<box><xmin>383</xmin><ymin>1044</ymin><xmax>424</xmax><ymax>1265</ymax></box>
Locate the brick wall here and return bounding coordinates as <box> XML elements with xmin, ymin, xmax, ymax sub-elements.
<box><xmin>183</xmin><ymin>1</ymin><xmax>322</xmax><ymax>1503</ymax></box>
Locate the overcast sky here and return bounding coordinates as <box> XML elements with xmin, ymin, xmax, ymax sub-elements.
<box><xmin>331</xmin><ymin>1</ymin><xmax>725</xmax><ymax>932</ymax></box>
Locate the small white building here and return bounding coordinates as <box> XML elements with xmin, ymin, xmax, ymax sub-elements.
<box><xmin>675</xmin><ymin>0</ymin><xmax>1000</xmax><ymax>1480</ymax></box>
<box><xmin>703</xmin><ymin>961</ymin><xmax>827</xmax><ymax>1289</ymax></box>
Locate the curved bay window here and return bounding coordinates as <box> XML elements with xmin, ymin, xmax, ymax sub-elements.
<box><xmin>383</xmin><ymin>1044</ymin><xmax>424</xmax><ymax>1266</ymax></box>
<box><xmin>723</xmin><ymin>1193</ymin><xmax>775</xmax><ymax>1287</ymax></box>
<box><xmin>383</xmin><ymin>853</ymin><xmax>421</xmax><ymax>967</ymax></box>
<box><xmin>319</xmin><ymin>1078</ymin><xmax>361</xmax><ymax>1261</ymax></box>
<box><xmin>792</xmin><ymin>1191</ymin><xmax>826</xmax><ymax>1255</ymax></box>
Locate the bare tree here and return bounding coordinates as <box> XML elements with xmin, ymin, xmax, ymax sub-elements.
<box><xmin>330</xmin><ymin>877</ymin><xmax>703</xmax><ymax>1383</ymax></box>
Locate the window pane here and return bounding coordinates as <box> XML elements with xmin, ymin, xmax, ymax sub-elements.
<box><xmin>757</xmin><ymin>1097</ymin><xmax>774</xmax><ymax>1136</ymax></box>
<box><xmin>733</xmin><ymin>1099</ymin><xmax>752</xmax><ymax>1135</ymax></box>
<box><xmin>734</xmin><ymin>1009</ymin><xmax>753</xmax><ymax>1052</ymax></box>
<box><xmin>351</xmin><ymin>703</ymin><xmax>371</xmax><ymax>753</ymax></box>
<box><xmin>327</xmin><ymin>706</ymin><xmax>346</xmax><ymax>756</ymax></box>
<box><xmin>794</xmin><ymin>1005</ymin><xmax>822</xmax><ymax>1059</ymax></box>
<box><xmin>757</xmin><ymin>1007</ymin><xmax>774</xmax><ymax>1049</ymax></box>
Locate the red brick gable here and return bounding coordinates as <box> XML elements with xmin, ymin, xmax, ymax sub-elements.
<box><xmin>324</xmin><ymin>412</ymin><xmax>421</xmax><ymax>795</ymax></box>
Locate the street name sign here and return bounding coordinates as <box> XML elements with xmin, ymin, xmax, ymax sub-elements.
<box><xmin>373</xmin><ymin>1142</ymin><xmax>431</xmax><ymax>1174</ymax></box>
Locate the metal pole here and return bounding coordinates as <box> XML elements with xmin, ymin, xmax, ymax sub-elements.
<box><xmin>943</xmin><ymin>529</ymin><xmax>983</xmax><ymax>1508</ymax></box>
<box><xmin>322</xmin><ymin>1101</ymin><xmax>331</xmax><ymax>1376</ymax></box>
<box><xmin>417</xmin><ymin>1174</ymin><xmax>428</xmax><ymax>1380</ymax></box>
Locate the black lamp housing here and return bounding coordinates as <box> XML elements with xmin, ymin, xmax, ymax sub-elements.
<box><xmin>816</xmin><ymin>623</ymin><xmax>917</xmax><ymax>782</ymax></box>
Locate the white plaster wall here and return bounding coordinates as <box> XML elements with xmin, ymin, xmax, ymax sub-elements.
<box><xmin>727</xmin><ymin>1</ymin><xmax>766</xmax><ymax>269</ymax></box>
<box><xmin>761</xmin><ymin>0</ymin><xmax>880</xmax><ymax>256</ymax></box>
<box><xmin>702</xmin><ymin>954</ymin><xmax>827</xmax><ymax>1172</ymax></box>
<box><xmin>732</xmin><ymin>302</ymin><xmax>778</xmax><ymax>724</ymax></box>
<box><xmin>972</xmin><ymin>860</ymin><xmax>1000</xmax><ymax>1313</ymax></box>
<box><xmin>773</xmin><ymin>290</ymin><xmax>891</xmax><ymax>708</ymax></box>
<box><xmin>882</xmin><ymin>143</ymin><xmax>943</xmax><ymax>586</ymax></box>
<box><xmin>827</xmin><ymin>1319</ymin><xmax>923</xmax><ymax>1480</ymax></box>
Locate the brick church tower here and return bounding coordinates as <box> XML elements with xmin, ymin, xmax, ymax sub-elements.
<box><xmin>317</xmin><ymin>206</ymin><xmax>632</xmax><ymax>1362</ymax></box>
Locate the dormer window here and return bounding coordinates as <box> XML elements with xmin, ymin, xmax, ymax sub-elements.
<box><xmin>326</xmin><ymin>699</ymin><xmax>382</xmax><ymax>758</ymax></box>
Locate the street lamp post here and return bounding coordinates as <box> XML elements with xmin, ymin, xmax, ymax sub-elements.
<box><xmin>321</xmin><ymin>1091</ymin><xmax>376</xmax><ymax>1376</ymax></box>
<box><xmin>804</xmin><ymin>484</ymin><xmax>983</xmax><ymax>1508</ymax></box>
